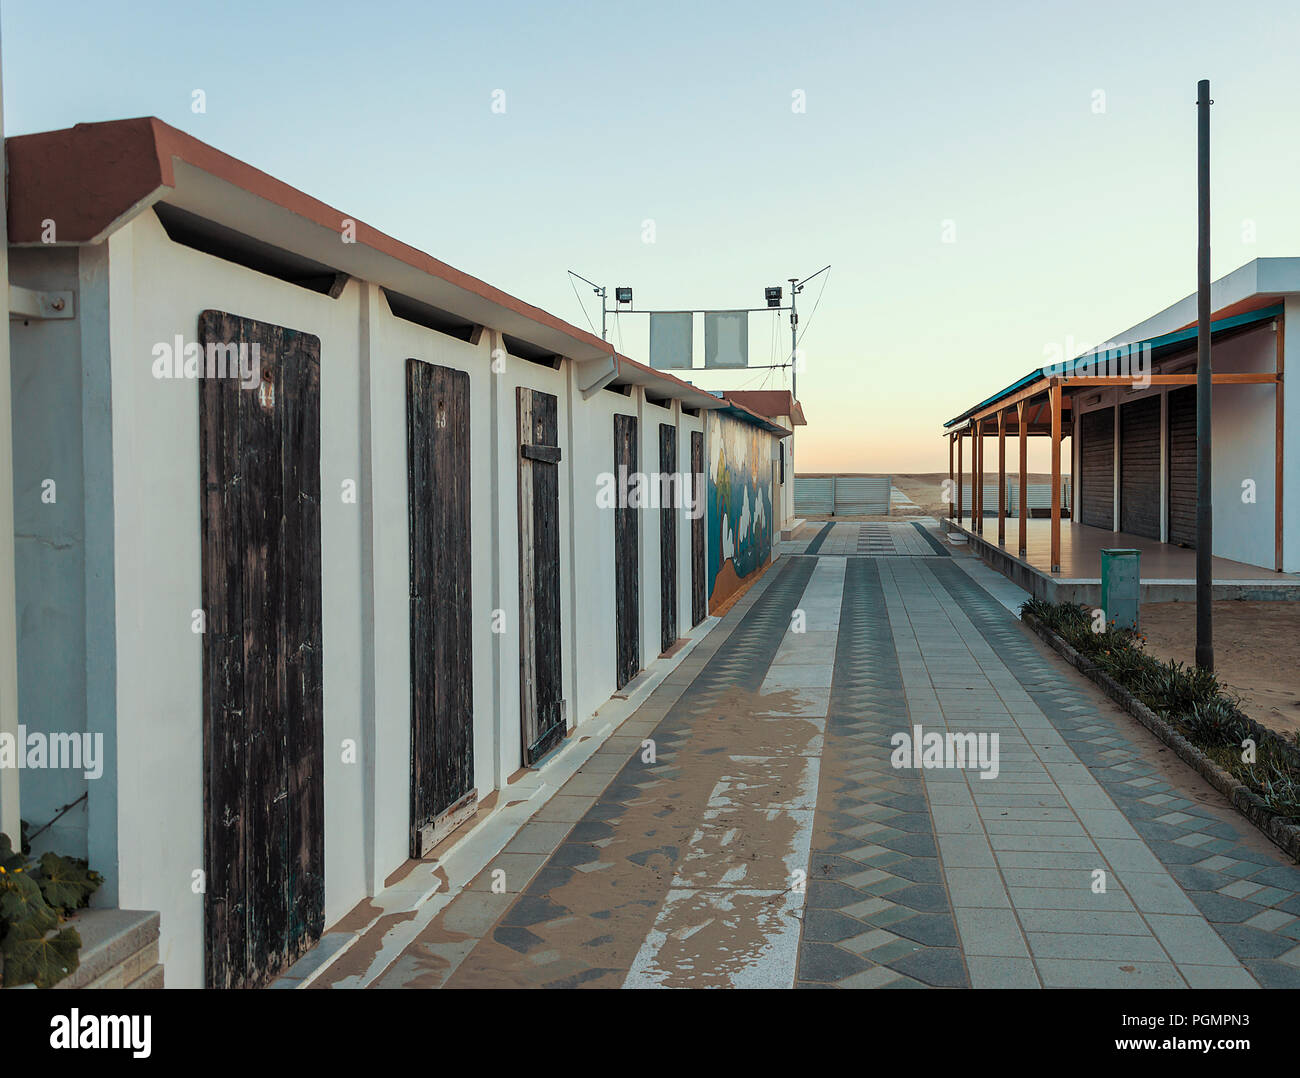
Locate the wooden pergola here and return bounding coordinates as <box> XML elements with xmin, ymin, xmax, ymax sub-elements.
<box><xmin>947</xmin><ymin>382</ymin><xmax>1070</xmax><ymax>570</ymax></box>
<box><xmin>946</xmin><ymin>362</ymin><xmax>1282</xmax><ymax>575</ymax></box>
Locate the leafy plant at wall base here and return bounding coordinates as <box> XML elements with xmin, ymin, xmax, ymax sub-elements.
<box><xmin>0</xmin><ymin>831</ymin><xmax>102</xmax><ymax>988</ymax></box>
<box><xmin>36</xmin><ymin>853</ymin><xmax>103</xmax><ymax>915</ymax></box>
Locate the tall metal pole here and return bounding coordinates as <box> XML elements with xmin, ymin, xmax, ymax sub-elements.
<box><xmin>0</xmin><ymin>22</ymin><xmax>22</xmax><ymax>841</ymax></box>
<box><xmin>789</xmin><ymin>276</ymin><xmax>799</xmax><ymax>400</ymax></box>
<box><xmin>1195</xmin><ymin>79</ymin><xmax>1214</xmax><ymax>672</ymax></box>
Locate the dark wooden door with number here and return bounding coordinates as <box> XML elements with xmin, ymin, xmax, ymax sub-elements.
<box><xmin>407</xmin><ymin>360</ymin><xmax>475</xmax><ymax>857</ymax></box>
<box><xmin>199</xmin><ymin>309</ymin><xmax>324</xmax><ymax>990</ymax></box>
<box><xmin>614</xmin><ymin>414</ymin><xmax>640</xmax><ymax>689</ymax></box>
<box><xmin>518</xmin><ymin>387</ymin><xmax>564</xmax><ymax>764</ymax></box>
<box><xmin>691</xmin><ymin>430</ymin><xmax>706</xmax><ymax>626</ymax></box>
<box><xmin>660</xmin><ymin>423</ymin><xmax>678</xmax><ymax>652</ymax></box>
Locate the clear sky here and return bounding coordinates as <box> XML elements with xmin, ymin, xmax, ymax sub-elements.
<box><xmin>4</xmin><ymin>0</ymin><xmax>1300</xmax><ymax>472</ymax></box>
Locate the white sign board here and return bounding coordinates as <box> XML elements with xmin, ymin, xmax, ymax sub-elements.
<box><xmin>704</xmin><ymin>311</ymin><xmax>748</xmax><ymax>368</ymax></box>
<box><xmin>649</xmin><ymin>312</ymin><xmax>693</xmax><ymax>369</ymax></box>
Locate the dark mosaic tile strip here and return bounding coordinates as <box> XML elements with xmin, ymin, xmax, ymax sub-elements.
<box><xmin>803</xmin><ymin>521</ymin><xmax>835</xmax><ymax>554</ymax></box>
<box><xmin>794</xmin><ymin>557</ymin><xmax>970</xmax><ymax>988</ymax></box>
<box><xmin>927</xmin><ymin>559</ymin><xmax>1300</xmax><ymax>986</ymax></box>
<box><xmin>910</xmin><ymin>521</ymin><xmax>951</xmax><ymax>557</ymax></box>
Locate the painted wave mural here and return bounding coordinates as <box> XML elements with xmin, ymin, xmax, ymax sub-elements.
<box><xmin>706</xmin><ymin>412</ymin><xmax>773</xmax><ymax>607</ymax></box>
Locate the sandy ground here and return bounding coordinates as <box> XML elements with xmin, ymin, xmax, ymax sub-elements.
<box><xmin>1139</xmin><ymin>601</ymin><xmax>1300</xmax><ymax>739</ymax></box>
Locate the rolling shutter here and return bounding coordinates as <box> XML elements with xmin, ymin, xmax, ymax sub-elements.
<box><xmin>1119</xmin><ymin>395</ymin><xmax>1161</xmax><ymax>539</ymax></box>
<box><xmin>1079</xmin><ymin>408</ymin><xmax>1114</xmax><ymax>530</ymax></box>
<box><xmin>1168</xmin><ymin>386</ymin><xmax>1197</xmax><ymax>548</ymax></box>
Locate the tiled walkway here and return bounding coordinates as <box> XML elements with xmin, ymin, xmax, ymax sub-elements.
<box><xmin>312</xmin><ymin>538</ymin><xmax>1300</xmax><ymax>989</ymax></box>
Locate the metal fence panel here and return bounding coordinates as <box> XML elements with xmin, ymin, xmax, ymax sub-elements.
<box><xmin>834</xmin><ymin>476</ymin><xmax>891</xmax><ymax>515</ymax></box>
<box><xmin>794</xmin><ymin>476</ymin><xmax>835</xmax><ymax>515</ymax></box>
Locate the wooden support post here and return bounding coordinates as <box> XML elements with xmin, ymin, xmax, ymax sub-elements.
<box><xmin>948</xmin><ymin>432</ymin><xmax>955</xmax><ymax>522</ymax></box>
<box><xmin>1017</xmin><ymin>399</ymin><xmax>1028</xmax><ymax>558</ymax></box>
<box><xmin>1050</xmin><ymin>382</ymin><xmax>1062</xmax><ymax>573</ymax></box>
<box><xmin>974</xmin><ymin>420</ymin><xmax>983</xmax><ymax>534</ymax></box>
<box><xmin>997</xmin><ymin>409</ymin><xmax>1006</xmax><ymax>547</ymax></box>
<box><xmin>956</xmin><ymin>431</ymin><xmax>963</xmax><ymax>526</ymax></box>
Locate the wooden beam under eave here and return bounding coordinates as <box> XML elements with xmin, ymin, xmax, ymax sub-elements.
<box><xmin>1017</xmin><ymin>399</ymin><xmax>1028</xmax><ymax>558</ymax></box>
<box><xmin>1050</xmin><ymin>382</ymin><xmax>1062</xmax><ymax>572</ymax></box>
<box><xmin>966</xmin><ymin>379</ymin><xmax>1051</xmax><ymax>426</ymax></box>
<box><xmin>956</xmin><ymin>372</ymin><xmax>1281</xmax><ymax>432</ymax></box>
<box><xmin>1061</xmin><ymin>372</ymin><xmax>1278</xmax><ymax>387</ymax></box>
<box><xmin>997</xmin><ymin>409</ymin><xmax>1006</xmax><ymax>547</ymax></box>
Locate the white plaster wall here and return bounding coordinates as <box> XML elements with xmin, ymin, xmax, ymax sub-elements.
<box><xmin>362</xmin><ymin>293</ymin><xmax>495</xmax><ymax>887</ymax></box>
<box><xmin>640</xmin><ymin>398</ymin><xmax>673</xmax><ymax>666</ymax></box>
<box><xmin>7</xmin><ymin>247</ymin><xmax>90</xmax><ymax>858</ymax></box>
<box><xmin>489</xmin><ymin>348</ymin><xmax>570</xmax><ymax>778</ymax></box>
<box><xmin>40</xmin><ymin>207</ymin><xmax>721</xmax><ymax>990</ymax></box>
<box><xmin>1209</xmin><ymin>323</ymin><xmax>1278</xmax><ymax>571</ymax></box>
<box><xmin>677</xmin><ymin>410</ymin><xmax>704</xmax><ymax>634</ymax></box>
<box><xmin>1284</xmin><ymin>299</ymin><xmax>1300</xmax><ymax>573</ymax></box>
<box><xmin>567</xmin><ymin>386</ymin><xmax>638</xmax><ymax>721</ymax></box>
<box><xmin>109</xmin><ymin>212</ymin><xmax>366</xmax><ymax>986</ymax></box>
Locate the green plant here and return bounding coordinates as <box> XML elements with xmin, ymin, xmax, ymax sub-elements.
<box><xmin>1181</xmin><ymin>696</ymin><xmax>1250</xmax><ymax>748</ymax></box>
<box><xmin>1023</xmin><ymin>599</ymin><xmax>1300</xmax><ymax>825</ymax></box>
<box><xmin>0</xmin><ymin>831</ymin><xmax>102</xmax><ymax>988</ymax></box>
<box><xmin>1256</xmin><ymin>760</ymin><xmax>1300</xmax><ymax>821</ymax></box>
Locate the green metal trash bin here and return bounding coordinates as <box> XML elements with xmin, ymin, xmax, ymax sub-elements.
<box><xmin>1100</xmin><ymin>548</ymin><xmax>1141</xmax><ymax>632</ymax></box>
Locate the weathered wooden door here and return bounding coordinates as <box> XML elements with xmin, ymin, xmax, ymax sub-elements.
<box><xmin>659</xmin><ymin>423</ymin><xmax>678</xmax><ymax>652</ymax></box>
<box><xmin>691</xmin><ymin>430</ymin><xmax>706</xmax><ymax>627</ymax></box>
<box><xmin>407</xmin><ymin>360</ymin><xmax>475</xmax><ymax>856</ymax></box>
<box><xmin>199</xmin><ymin>310</ymin><xmax>324</xmax><ymax>990</ymax></box>
<box><xmin>614</xmin><ymin>414</ymin><xmax>640</xmax><ymax>689</ymax></box>
<box><xmin>518</xmin><ymin>388</ymin><xmax>564</xmax><ymax>764</ymax></box>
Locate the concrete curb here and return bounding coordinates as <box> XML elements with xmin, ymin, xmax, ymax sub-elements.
<box><xmin>1021</xmin><ymin>609</ymin><xmax>1300</xmax><ymax>865</ymax></box>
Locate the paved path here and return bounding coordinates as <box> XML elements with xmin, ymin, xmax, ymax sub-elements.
<box><xmin>318</xmin><ymin>529</ymin><xmax>1300</xmax><ymax>989</ymax></box>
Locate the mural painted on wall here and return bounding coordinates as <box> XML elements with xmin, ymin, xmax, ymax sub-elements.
<box><xmin>707</xmin><ymin>412</ymin><xmax>773</xmax><ymax>608</ymax></box>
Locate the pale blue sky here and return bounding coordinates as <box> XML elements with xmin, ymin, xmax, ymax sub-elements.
<box><xmin>5</xmin><ymin>0</ymin><xmax>1300</xmax><ymax>470</ymax></box>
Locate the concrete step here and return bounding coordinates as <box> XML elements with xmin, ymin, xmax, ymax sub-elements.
<box><xmin>56</xmin><ymin>908</ymin><xmax>161</xmax><ymax>990</ymax></box>
<box><xmin>83</xmin><ymin>936</ymin><xmax>159</xmax><ymax>989</ymax></box>
<box><xmin>125</xmin><ymin>963</ymin><xmax>165</xmax><ymax>989</ymax></box>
